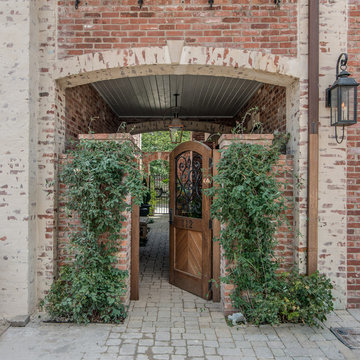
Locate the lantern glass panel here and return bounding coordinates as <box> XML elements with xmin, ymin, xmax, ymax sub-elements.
<box><xmin>169</xmin><ymin>126</ymin><xmax>183</xmax><ymax>144</ymax></box>
<box><xmin>330</xmin><ymin>86</ymin><xmax>338</xmax><ymax>126</ymax></box>
<box><xmin>340</xmin><ymin>86</ymin><xmax>355</xmax><ymax>124</ymax></box>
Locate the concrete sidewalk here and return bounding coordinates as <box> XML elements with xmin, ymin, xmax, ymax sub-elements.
<box><xmin>1</xmin><ymin>215</ymin><xmax>359</xmax><ymax>360</ymax></box>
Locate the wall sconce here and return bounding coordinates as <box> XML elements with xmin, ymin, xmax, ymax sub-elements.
<box><xmin>274</xmin><ymin>0</ymin><xmax>281</xmax><ymax>6</ymax></box>
<box><xmin>326</xmin><ymin>53</ymin><xmax>359</xmax><ymax>143</ymax></box>
<box><xmin>75</xmin><ymin>0</ymin><xmax>80</xmax><ymax>9</ymax></box>
<box><xmin>138</xmin><ymin>0</ymin><xmax>143</xmax><ymax>9</ymax></box>
<box><xmin>209</xmin><ymin>0</ymin><xmax>214</xmax><ymax>9</ymax></box>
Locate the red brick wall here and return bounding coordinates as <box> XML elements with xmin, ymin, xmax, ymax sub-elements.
<box><xmin>65</xmin><ymin>84</ymin><xmax>119</xmax><ymax>142</ymax></box>
<box><xmin>347</xmin><ymin>1</ymin><xmax>360</xmax><ymax>308</ymax></box>
<box><xmin>57</xmin><ymin>0</ymin><xmax>298</xmax><ymax>59</ymax></box>
<box><xmin>191</xmin><ymin>132</ymin><xmax>205</xmax><ymax>142</ymax></box>
<box><xmin>237</xmin><ymin>83</ymin><xmax>287</xmax><ymax>133</ymax></box>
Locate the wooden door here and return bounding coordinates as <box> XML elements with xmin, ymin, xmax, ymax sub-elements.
<box><xmin>169</xmin><ymin>141</ymin><xmax>212</xmax><ymax>299</ymax></box>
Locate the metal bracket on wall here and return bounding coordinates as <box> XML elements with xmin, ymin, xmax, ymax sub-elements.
<box><xmin>75</xmin><ymin>0</ymin><xmax>80</xmax><ymax>9</ymax></box>
<box><xmin>208</xmin><ymin>0</ymin><xmax>214</xmax><ymax>9</ymax></box>
<box><xmin>138</xmin><ymin>0</ymin><xmax>143</xmax><ymax>9</ymax></box>
<box><xmin>274</xmin><ymin>0</ymin><xmax>281</xmax><ymax>6</ymax></box>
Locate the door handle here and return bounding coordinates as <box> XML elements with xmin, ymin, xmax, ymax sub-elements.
<box><xmin>169</xmin><ymin>208</ymin><xmax>173</xmax><ymax>225</ymax></box>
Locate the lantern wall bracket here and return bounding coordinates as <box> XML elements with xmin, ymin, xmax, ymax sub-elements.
<box><xmin>336</xmin><ymin>52</ymin><xmax>348</xmax><ymax>80</ymax></box>
<box><xmin>75</xmin><ymin>0</ymin><xmax>80</xmax><ymax>9</ymax></box>
<box><xmin>138</xmin><ymin>0</ymin><xmax>143</xmax><ymax>9</ymax></box>
<box><xmin>209</xmin><ymin>0</ymin><xmax>214</xmax><ymax>9</ymax></box>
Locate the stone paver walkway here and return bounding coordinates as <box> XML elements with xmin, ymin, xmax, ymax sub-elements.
<box><xmin>1</xmin><ymin>215</ymin><xmax>360</xmax><ymax>359</ymax></box>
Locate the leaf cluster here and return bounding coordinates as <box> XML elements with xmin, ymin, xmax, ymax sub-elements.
<box><xmin>207</xmin><ymin>140</ymin><xmax>333</xmax><ymax>326</ymax></box>
<box><xmin>42</xmin><ymin>139</ymin><xmax>146</xmax><ymax>323</ymax></box>
<box><xmin>141</xmin><ymin>131</ymin><xmax>191</xmax><ymax>153</ymax></box>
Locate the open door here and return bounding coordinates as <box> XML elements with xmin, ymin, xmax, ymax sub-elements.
<box><xmin>169</xmin><ymin>141</ymin><xmax>212</xmax><ymax>299</ymax></box>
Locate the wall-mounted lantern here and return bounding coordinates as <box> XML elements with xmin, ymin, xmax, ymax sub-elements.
<box><xmin>209</xmin><ymin>0</ymin><xmax>214</xmax><ymax>9</ymax></box>
<box><xmin>326</xmin><ymin>53</ymin><xmax>359</xmax><ymax>143</ymax></box>
<box><xmin>75</xmin><ymin>0</ymin><xmax>80</xmax><ymax>9</ymax></box>
<box><xmin>138</xmin><ymin>0</ymin><xmax>143</xmax><ymax>9</ymax></box>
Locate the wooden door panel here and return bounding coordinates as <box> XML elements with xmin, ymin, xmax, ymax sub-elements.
<box><xmin>175</xmin><ymin>228</ymin><xmax>202</xmax><ymax>278</ymax></box>
<box><xmin>169</xmin><ymin>141</ymin><xmax>212</xmax><ymax>300</ymax></box>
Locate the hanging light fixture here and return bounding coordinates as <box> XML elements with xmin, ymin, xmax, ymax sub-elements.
<box><xmin>167</xmin><ymin>94</ymin><xmax>184</xmax><ymax>144</ymax></box>
<box><xmin>326</xmin><ymin>53</ymin><xmax>359</xmax><ymax>143</ymax></box>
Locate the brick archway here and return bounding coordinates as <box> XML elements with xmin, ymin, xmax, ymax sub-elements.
<box><xmin>50</xmin><ymin>45</ymin><xmax>307</xmax><ymax>307</ymax></box>
<box><xmin>143</xmin><ymin>152</ymin><xmax>170</xmax><ymax>175</ymax></box>
<box><xmin>55</xmin><ymin>46</ymin><xmax>302</xmax><ymax>158</ymax></box>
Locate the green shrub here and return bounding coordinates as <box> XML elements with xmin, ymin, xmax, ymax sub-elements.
<box><xmin>207</xmin><ymin>138</ymin><xmax>334</xmax><ymax>327</ymax></box>
<box><xmin>278</xmin><ymin>271</ymin><xmax>334</xmax><ymax>326</ymax></box>
<box><xmin>41</xmin><ymin>139</ymin><xmax>146</xmax><ymax>324</ymax></box>
<box><xmin>43</xmin><ymin>233</ymin><xmax>128</xmax><ymax>323</ymax></box>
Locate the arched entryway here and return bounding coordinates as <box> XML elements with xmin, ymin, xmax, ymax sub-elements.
<box><xmin>49</xmin><ymin>45</ymin><xmax>304</xmax><ymax>310</ymax></box>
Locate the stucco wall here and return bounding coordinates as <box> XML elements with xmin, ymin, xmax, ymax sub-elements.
<box><xmin>0</xmin><ymin>0</ymin><xmax>37</xmax><ymax>318</ymax></box>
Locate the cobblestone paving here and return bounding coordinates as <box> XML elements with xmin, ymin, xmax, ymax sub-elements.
<box><xmin>1</xmin><ymin>215</ymin><xmax>360</xmax><ymax>359</ymax></box>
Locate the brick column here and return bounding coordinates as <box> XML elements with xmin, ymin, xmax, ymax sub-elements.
<box><xmin>56</xmin><ymin>133</ymin><xmax>141</xmax><ymax>306</ymax></box>
<box><xmin>217</xmin><ymin>134</ymin><xmax>294</xmax><ymax>314</ymax></box>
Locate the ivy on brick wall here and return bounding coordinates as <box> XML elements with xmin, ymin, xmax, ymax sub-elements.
<box><xmin>207</xmin><ymin>138</ymin><xmax>334</xmax><ymax>326</ymax></box>
<box><xmin>41</xmin><ymin>139</ymin><xmax>146</xmax><ymax>324</ymax></box>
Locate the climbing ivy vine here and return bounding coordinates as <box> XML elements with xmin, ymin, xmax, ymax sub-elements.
<box><xmin>207</xmin><ymin>139</ymin><xmax>334</xmax><ymax>326</ymax></box>
<box><xmin>41</xmin><ymin>139</ymin><xmax>146</xmax><ymax>324</ymax></box>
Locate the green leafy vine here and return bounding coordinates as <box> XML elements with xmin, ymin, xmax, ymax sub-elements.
<box><xmin>207</xmin><ymin>139</ymin><xmax>333</xmax><ymax>326</ymax></box>
<box><xmin>41</xmin><ymin>139</ymin><xmax>146</xmax><ymax>323</ymax></box>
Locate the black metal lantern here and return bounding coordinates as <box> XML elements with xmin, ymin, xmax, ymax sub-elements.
<box><xmin>167</xmin><ymin>94</ymin><xmax>184</xmax><ymax>144</ymax></box>
<box><xmin>326</xmin><ymin>53</ymin><xmax>359</xmax><ymax>143</ymax></box>
<box><xmin>169</xmin><ymin>117</ymin><xmax>184</xmax><ymax>144</ymax></box>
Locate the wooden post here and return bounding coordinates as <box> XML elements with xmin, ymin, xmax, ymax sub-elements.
<box><xmin>307</xmin><ymin>0</ymin><xmax>319</xmax><ymax>275</ymax></box>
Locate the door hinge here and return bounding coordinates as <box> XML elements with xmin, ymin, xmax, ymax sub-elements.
<box><xmin>209</xmin><ymin>157</ymin><xmax>213</xmax><ymax>168</ymax></box>
<box><xmin>208</xmin><ymin>280</ymin><xmax>212</xmax><ymax>292</ymax></box>
<box><xmin>209</xmin><ymin>219</ymin><xmax>213</xmax><ymax>230</ymax></box>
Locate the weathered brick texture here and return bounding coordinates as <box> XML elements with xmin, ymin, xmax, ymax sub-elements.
<box><xmin>238</xmin><ymin>84</ymin><xmax>287</xmax><ymax>133</ymax></box>
<box><xmin>65</xmin><ymin>84</ymin><xmax>119</xmax><ymax>142</ymax></box>
<box><xmin>347</xmin><ymin>1</ymin><xmax>360</xmax><ymax>309</ymax></box>
<box><xmin>57</xmin><ymin>0</ymin><xmax>298</xmax><ymax>59</ymax></box>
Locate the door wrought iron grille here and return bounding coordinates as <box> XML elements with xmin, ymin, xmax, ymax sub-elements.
<box><xmin>151</xmin><ymin>175</ymin><xmax>169</xmax><ymax>214</ymax></box>
<box><xmin>175</xmin><ymin>151</ymin><xmax>202</xmax><ymax>219</ymax></box>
